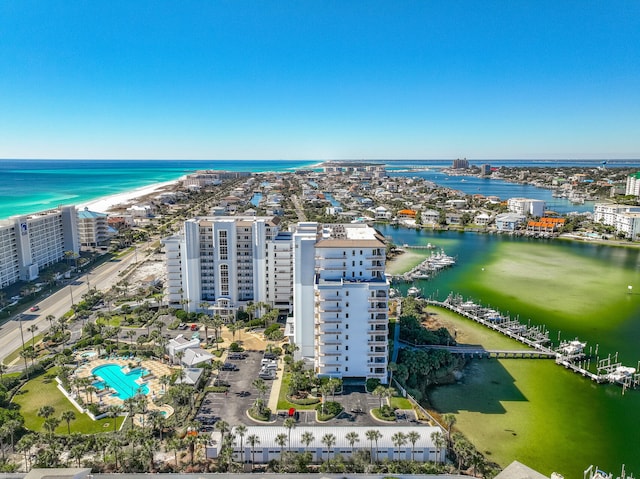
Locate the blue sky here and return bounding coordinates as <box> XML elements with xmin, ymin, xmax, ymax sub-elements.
<box><xmin>1</xmin><ymin>1</ymin><xmax>638</xmax><ymax>160</ymax></box>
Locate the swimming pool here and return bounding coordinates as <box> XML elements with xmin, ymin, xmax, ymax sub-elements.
<box><xmin>92</xmin><ymin>364</ymin><xmax>149</xmax><ymax>400</ymax></box>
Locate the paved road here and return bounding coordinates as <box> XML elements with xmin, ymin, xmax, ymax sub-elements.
<box><xmin>0</xmin><ymin>247</ymin><xmax>141</xmax><ymax>366</ymax></box>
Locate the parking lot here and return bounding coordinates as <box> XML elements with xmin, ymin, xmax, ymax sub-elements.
<box><xmin>196</xmin><ymin>350</ymin><xmax>279</xmax><ymax>428</ymax></box>
<box><xmin>196</xmin><ymin>354</ymin><xmax>417</xmax><ymax>430</ymax></box>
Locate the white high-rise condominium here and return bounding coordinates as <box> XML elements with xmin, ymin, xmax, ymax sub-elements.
<box><xmin>293</xmin><ymin>222</ymin><xmax>389</xmax><ymax>383</ymax></box>
<box><xmin>162</xmin><ymin>215</ymin><xmax>281</xmax><ymax>320</ymax></box>
<box><xmin>163</xmin><ymin>218</ymin><xmax>389</xmax><ymax>383</ymax></box>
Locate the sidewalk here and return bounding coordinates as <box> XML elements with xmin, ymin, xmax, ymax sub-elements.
<box><xmin>266</xmin><ymin>357</ymin><xmax>284</xmax><ymax>412</ymax></box>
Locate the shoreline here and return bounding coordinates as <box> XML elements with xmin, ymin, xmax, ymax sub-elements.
<box><xmin>77</xmin><ymin>178</ymin><xmax>184</xmax><ymax>214</ymax></box>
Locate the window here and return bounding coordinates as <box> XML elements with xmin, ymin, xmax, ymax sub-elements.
<box><xmin>220</xmin><ymin>264</ymin><xmax>229</xmax><ymax>296</ymax></box>
<box><xmin>218</xmin><ymin>230</ymin><xmax>228</xmax><ymax>260</ymax></box>
<box><xmin>346</xmin><ymin>356</ymin><xmax>349</xmax><ymax>361</ymax></box>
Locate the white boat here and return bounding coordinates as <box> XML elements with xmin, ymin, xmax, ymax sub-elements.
<box><xmin>407</xmin><ymin>286</ymin><xmax>421</xmax><ymax>297</ymax></box>
<box><xmin>606</xmin><ymin>366</ymin><xmax>636</xmax><ymax>383</ymax></box>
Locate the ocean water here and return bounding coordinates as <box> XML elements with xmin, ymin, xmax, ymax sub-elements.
<box><xmin>0</xmin><ymin>159</ymin><xmax>318</xmax><ymax>220</ymax></box>
<box><xmin>2</xmin><ymin>158</ymin><xmax>639</xmax><ymax>221</ymax></box>
<box><xmin>378</xmin><ymin>225</ymin><xmax>640</xmax><ymax>476</ymax></box>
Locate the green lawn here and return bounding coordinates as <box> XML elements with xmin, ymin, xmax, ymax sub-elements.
<box><xmin>390</xmin><ymin>395</ymin><xmax>412</xmax><ymax>410</ymax></box>
<box><xmin>96</xmin><ymin>316</ymin><xmax>122</xmax><ymax>327</ymax></box>
<box><xmin>12</xmin><ymin>367</ymin><xmax>124</xmax><ymax>434</ymax></box>
<box><xmin>276</xmin><ymin>373</ymin><xmax>320</xmax><ymax>411</ymax></box>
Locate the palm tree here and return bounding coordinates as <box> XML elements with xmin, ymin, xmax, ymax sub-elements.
<box><xmin>452</xmin><ymin>432</ymin><xmax>471</xmax><ymax>473</ymax></box>
<box><xmin>69</xmin><ymin>444</ymin><xmax>85</xmax><ymax>467</ymax></box>
<box><xmin>301</xmin><ymin>430</ymin><xmax>314</xmax><ymax>453</ymax></box>
<box><xmin>391</xmin><ymin>431</ymin><xmax>407</xmax><ymax>461</ymax></box>
<box><xmin>234</xmin><ymin>424</ymin><xmax>247</xmax><ymax>462</ymax></box>
<box><xmin>406</xmin><ymin>430</ymin><xmax>420</xmax><ymax>461</ymax></box>
<box><xmin>247</xmin><ymin>434</ymin><xmax>260</xmax><ymax>469</ymax></box>
<box><xmin>38</xmin><ymin>405</ymin><xmax>55</xmax><ymax>419</ymax></box>
<box><xmin>3</xmin><ymin>419</ymin><xmax>22</xmax><ymax>451</ymax></box>
<box><xmin>27</xmin><ymin>324</ymin><xmax>39</xmax><ymax>347</ymax></box>
<box><xmin>215</xmin><ymin>420</ymin><xmax>230</xmax><ymax>444</ymax></box>
<box><xmin>365</xmin><ymin>429</ymin><xmax>382</xmax><ymax>464</ymax></box>
<box><xmin>345</xmin><ymin>431</ymin><xmax>360</xmax><ymax>455</ymax></box>
<box><xmin>141</xmin><ymin>437</ymin><xmax>158</xmax><ymax>471</ymax></box>
<box><xmin>148</xmin><ymin>410</ymin><xmax>165</xmax><ymax>440</ymax></box>
<box><xmin>43</xmin><ymin>417</ymin><xmax>60</xmax><ymax>437</ymax></box>
<box><xmin>442</xmin><ymin>413</ymin><xmax>457</xmax><ymax>448</ymax></box>
<box><xmin>212</xmin><ymin>315</ymin><xmax>224</xmax><ymax>350</ymax></box>
<box><xmin>167</xmin><ymin>437</ymin><xmax>183</xmax><ymax>468</ymax></box>
<box><xmin>283</xmin><ymin>417</ymin><xmax>296</xmax><ymax>450</ymax></box>
<box><xmin>107</xmin><ymin>405</ymin><xmax>121</xmax><ymax>432</ymax></box>
<box><xmin>0</xmin><ymin>363</ymin><xmax>6</xmax><ymax>381</ymax></box>
<box><xmin>275</xmin><ymin>433</ymin><xmax>287</xmax><ymax>463</ymax></box>
<box><xmin>61</xmin><ymin>410</ymin><xmax>76</xmax><ymax>434</ymax></box>
<box><xmin>46</xmin><ymin>314</ymin><xmax>56</xmax><ymax>331</ymax></box>
<box><xmin>372</xmin><ymin>385</ymin><xmax>386</xmax><ymax>409</ymax></box>
<box><xmin>321</xmin><ymin>433</ymin><xmax>336</xmax><ymax>466</ymax></box>
<box><xmin>431</xmin><ymin>430</ymin><xmax>446</xmax><ymax>463</ymax></box>
<box><xmin>16</xmin><ymin>433</ymin><xmax>37</xmax><ymax>470</ymax></box>
<box><xmin>106</xmin><ymin>433</ymin><xmax>123</xmax><ymax>470</ymax></box>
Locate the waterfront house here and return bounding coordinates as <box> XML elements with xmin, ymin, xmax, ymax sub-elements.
<box><xmin>495</xmin><ymin>213</ymin><xmax>526</xmax><ymax>231</ymax></box>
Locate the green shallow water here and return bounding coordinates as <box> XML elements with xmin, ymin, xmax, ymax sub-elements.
<box><xmin>380</xmin><ymin>226</ymin><xmax>640</xmax><ymax>477</ymax></box>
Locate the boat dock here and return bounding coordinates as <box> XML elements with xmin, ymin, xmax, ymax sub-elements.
<box><xmin>389</xmin><ymin>248</ymin><xmax>456</xmax><ymax>282</ymax></box>
<box><xmin>421</xmin><ymin>293</ymin><xmax>640</xmax><ymax>391</ymax></box>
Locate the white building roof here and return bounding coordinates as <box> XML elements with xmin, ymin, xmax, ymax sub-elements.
<box><xmin>214</xmin><ymin>425</ymin><xmax>442</xmax><ymax>449</ymax></box>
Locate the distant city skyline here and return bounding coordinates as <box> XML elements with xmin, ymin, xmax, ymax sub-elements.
<box><xmin>1</xmin><ymin>1</ymin><xmax>639</xmax><ymax>160</ymax></box>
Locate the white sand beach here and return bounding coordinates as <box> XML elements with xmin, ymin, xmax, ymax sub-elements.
<box><xmin>77</xmin><ymin>179</ymin><xmax>182</xmax><ymax>213</ymax></box>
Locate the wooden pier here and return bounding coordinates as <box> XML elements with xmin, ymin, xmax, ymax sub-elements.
<box><xmin>414</xmin><ymin>293</ymin><xmax>640</xmax><ymax>390</ymax></box>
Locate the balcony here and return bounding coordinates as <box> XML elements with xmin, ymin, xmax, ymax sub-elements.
<box><xmin>368</xmin><ymin>303</ymin><xmax>388</xmax><ymax>312</ymax></box>
<box><xmin>320</xmin><ymin>264</ymin><xmax>346</xmax><ymax>271</ymax></box>
<box><xmin>317</xmin><ymin>327</ymin><xmax>342</xmax><ymax>335</ymax></box>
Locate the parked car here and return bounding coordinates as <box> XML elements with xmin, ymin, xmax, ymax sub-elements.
<box><xmin>228</xmin><ymin>353</ymin><xmax>247</xmax><ymax>360</ymax></box>
<box><xmin>220</xmin><ymin>363</ymin><xmax>238</xmax><ymax>371</ymax></box>
<box><xmin>258</xmin><ymin>370</ymin><xmax>276</xmax><ymax>379</ymax></box>
<box><xmin>263</xmin><ymin>352</ymin><xmax>277</xmax><ymax>360</ymax></box>
<box><xmin>261</xmin><ymin>362</ymin><xmax>277</xmax><ymax>371</ymax></box>
<box><xmin>178</xmin><ymin>323</ymin><xmax>188</xmax><ymax>330</ymax></box>
<box><xmin>190</xmin><ymin>324</ymin><xmax>199</xmax><ymax>331</ymax></box>
<box><xmin>29</xmin><ymin>306</ymin><xmax>39</xmax><ymax>312</ymax></box>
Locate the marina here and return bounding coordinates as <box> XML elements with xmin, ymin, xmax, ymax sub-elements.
<box><xmin>389</xmin><ymin>248</ymin><xmax>456</xmax><ymax>283</ymax></box>
<box><xmin>424</xmin><ymin>293</ymin><xmax>640</xmax><ymax>391</ymax></box>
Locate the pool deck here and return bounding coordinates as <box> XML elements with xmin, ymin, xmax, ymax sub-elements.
<box><xmin>73</xmin><ymin>356</ymin><xmax>176</xmax><ymax>423</ymax></box>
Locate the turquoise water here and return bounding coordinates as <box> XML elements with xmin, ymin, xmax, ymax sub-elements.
<box><xmin>92</xmin><ymin>364</ymin><xmax>149</xmax><ymax>400</ymax></box>
<box><xmin>379</xmin><ymin>225</ymin><xmax>640</xmax><ymax>476</ymax></box>
<box><xmin>0</xmin><ymin>159</ymin><xmax>318</xmax><ymax>220</ymax></box>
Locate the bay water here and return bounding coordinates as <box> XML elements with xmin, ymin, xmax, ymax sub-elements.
<box><xmin>378</xmin><ymin>224</ymin><xmax>640</xmax><ymax>476</ymax></box>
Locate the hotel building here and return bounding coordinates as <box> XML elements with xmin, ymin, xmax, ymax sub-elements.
<box><xmin>0</xmin><ymin>205</ymin><xmax>79</xmax><ymax>287</ymax></box>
